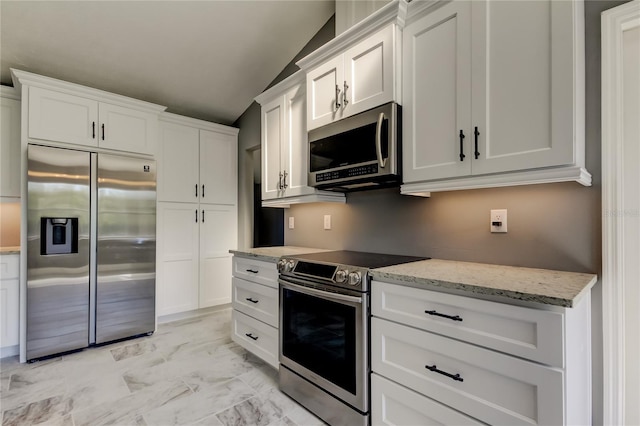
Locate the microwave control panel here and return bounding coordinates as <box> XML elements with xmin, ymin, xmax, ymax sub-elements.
<box><xmin>315</xmin><ymin>164</ymin><xmax>379</xmax><ymax>183</ymax></box>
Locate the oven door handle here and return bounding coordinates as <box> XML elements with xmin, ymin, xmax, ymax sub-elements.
<box><xmin>279</xmin><ymin>279</ymin><xmax>363</xmax><ymax>304</ymax></box>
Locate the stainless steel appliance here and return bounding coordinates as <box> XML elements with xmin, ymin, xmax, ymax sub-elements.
<box><xmin>27</xmin><ymin>144</ymin><xmax>156</xmax><ymax>361</ymax></box>
<box><xmin>308</xmin><ymin>102</ymin><xmax>401</xmax><ymax>191</ymax></box>
<box><xmin>278</xmin><ymin>250</ymin><xmax>426</xmax><ymax>426</ymax></box>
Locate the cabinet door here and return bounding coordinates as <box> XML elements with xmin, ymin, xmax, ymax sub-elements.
<box><xmin>343</xmin><ymin>24</ymin><xmax>396</xmax><ymax>118</ymax></box>
<box><xmin>0</xmin><ymin>255</ymin><xmax>19</xmax><ymax>351</ymax></box>
<box><xmin>403</xmin><ymin>1</ymin><xmax>472</xmax><ymax>183</ymax></box>
<box><xmin>156</xmin><ymin>202</ymin><xmax>199</xmax><ymax>316</ymax></box>
<box><xmin>0</xmin><ymin>97</ymin><xmax>21</xmax><ymax>198</ymax></box>
<box><xmin>199</xmin><ymin>130</ymin><xmax>237</xmax><ymax>205</ymax></box>
<box><xmin>306</xmin><ymin>55</ymin><xmax>343</xmax><ymax>130</ymax></box>
<box><xmin>28</xmin><ymin>86</ymin><xmax>98</xmax><ymax>147</ymax></box>
<box><xmin>281</xmin><ymin>82</ymin><xmax>315</xmax><ymax>198</ymax></box>
<box><xmin>261</xmin><ymin>96</ymin><xmax>284</xmax><ymax>200</ymax></box>
<box><xmin>470</xmin><ymin>0</ymin><xmax>576</xmax><ymax>175</ymax></box>
<box><xmin>158</xmin><ymin>122</ymin><xmax>200</xmax><ymax>203</ymax></box>
<box><xmin>199</xmin><ymin>204</ymin><xmax>237</xmax><ymax>308</ymax></box>
<box><xmin>98</xmin><ymin>103</ymin><xmax>157</xmax><ymax>155</ymax></box>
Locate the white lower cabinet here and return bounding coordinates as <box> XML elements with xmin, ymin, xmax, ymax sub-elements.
<box><xmin>0</xmin><ymin>254</ymin><xmax>20</xmax><ymax>357</ymax></box>
<box><xmin>371</xmin><ymin>280</ymin><xmax>592</xmax><ymax>425</ymax></box>
<box><xmin>231</xmin><ymin>256</ymin><xmax>279</xmax><ymax>369</ymax></box>
<box><xmin>371</xmin><ymin>374</ymin><xmax>484</xmax><ymax>426</ymax></box>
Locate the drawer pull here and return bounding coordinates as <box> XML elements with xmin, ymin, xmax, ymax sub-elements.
<box><xmin>245</xmin><ymin>333</ymin><xmax>259</xmax><ymax>341</ymax></box>
<box><xmin>425</xmin><ymin>364</ymin><xmax>464</xmax><ymax>382</ymax></box>
<box><xmin>246</xmin><ymin>269</ymin><xmax>259</xmax><ymax>274</ymax></box>
<box><xmin>425</xmin><ymin>310</ymin><xmax>463</xmax><ymax>322</ymax></box>
<box><xmin>246</xmin><ymin>297</ymin><xmax>259</xmax><ymax>304</ymax></box>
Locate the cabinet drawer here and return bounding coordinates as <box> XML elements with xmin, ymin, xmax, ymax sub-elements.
<box><xmin>372</xmin><ymin>280</ymin><xmax>564</xmax><ymax>367</ymax></box>
<box><xmin>231</xmin><ymin>310</ymin><xmax>278</xmax><ymax>369</ymax></box>
<box><xmin>372</xmin><ymin>317</ymin><xmax>564</xmax><ymax>425</ymax></box>
<box><xmin>232</xmin><ymin>257</ymin><xmax>278</xmax><ymax>288</ymax></box>
<box><xmin>0</xmin><ymin>255</ymin><xmax>19</xmax><ymax>280</ymax></box>
<box><xmin>232</xmin><ymin>277</ymin><xmax>278</xmax><ymax>327</ymax></box>
<box><xmin>371</xmin><ymin>373</ymin><xmax>484</xmax><ymax>426</ymax></box>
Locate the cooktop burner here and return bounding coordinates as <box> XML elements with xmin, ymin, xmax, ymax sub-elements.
<box><xmin>289</xmin><ymin>250</ymin><xmax>428</xmax><ymax>269</ymax></box>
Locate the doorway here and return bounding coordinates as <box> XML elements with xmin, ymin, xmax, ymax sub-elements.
<box><xmin>251</xmin><ymin>148</ymin><xmax>284</xmax><ymax>247</ymax></box>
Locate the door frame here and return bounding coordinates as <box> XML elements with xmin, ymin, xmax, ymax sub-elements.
<box><xmin>601</xmin><ymin>1</ymin><xmax>640</xmax><ymax>423</ymax></box>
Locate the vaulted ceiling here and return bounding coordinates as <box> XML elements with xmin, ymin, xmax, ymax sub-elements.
<box><xmin>0</xmin><ymin>1</ymin><xmax>335</xmax><ymax>125</ymax></box>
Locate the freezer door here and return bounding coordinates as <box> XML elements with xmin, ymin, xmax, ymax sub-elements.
<box><xmin>96</xmin><ymin>154</ymin><xmax>156</xmax><ymax>344</ymax></box>
<box><xmin>27</xmin><ymin>145</ymin><xmax>90</xmax><ymax>360</ymax></box>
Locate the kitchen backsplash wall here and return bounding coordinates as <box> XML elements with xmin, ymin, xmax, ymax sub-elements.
<box><xmin>0</xmin><ymin>202</ymin><xmax>20</xmax><ymax>247</ymax></box>
<box><xmin>284</xmin><ymin>183</ymin><xmax>599</xmax><ymax>273</ymax></box>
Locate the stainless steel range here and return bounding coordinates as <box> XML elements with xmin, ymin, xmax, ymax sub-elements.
<box><xmin>277</xmin><ymin>250</ymin><xmax>426</xmax><ymax>426</ymax></box>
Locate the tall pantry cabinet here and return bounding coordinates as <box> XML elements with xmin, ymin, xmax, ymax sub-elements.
<box><xmin>156</xmin><ymin>113</ymin><xmax>238</xmax><ymax>316</ymax></box>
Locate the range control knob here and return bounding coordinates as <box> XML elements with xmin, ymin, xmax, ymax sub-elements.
<box><xmin>277</xmin><ymin>259</ymin><xmax>286</xmax><ymax>273</ymax></box>
<box><xmin>286</xmin><ymin>260</ymin><xmax>295</xmax><ymax>272</ymax></box>
<box><xmin>335</xmin><ymin>269</ymin><xmax>348</xmax><ymax>283</ymax></box>
<box><xmin>348</xmin><ymin>271</ymin><xmax>362</xmax><ymax>286</ymax></box>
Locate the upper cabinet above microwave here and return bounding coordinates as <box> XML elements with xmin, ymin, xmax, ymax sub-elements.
<box><xmin>297</xmin><ymin>1</ymin><xmax>404</xmax><ymax>131</ymax></box>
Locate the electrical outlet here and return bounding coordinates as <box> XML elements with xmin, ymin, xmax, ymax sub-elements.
<box><xmin>490</xmin><ymin>209</ymin><xmax>508</xmax><ymax>233</ymax></box>
<box><xmin>324</xmin><ymin>215</ymin><xmax>331</xmax><ymax>230</ymax></box>
<box><xmin>288</xmin><ymin>217</ymin><xmax>294</xmax><ymax>229</ymax></box>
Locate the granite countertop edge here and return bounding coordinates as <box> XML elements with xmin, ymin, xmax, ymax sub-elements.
<box><xmin>0</xmin><ymin>247</ymin><xmax>21</xmax><ymax>255</ymax></box>
<box><xmin>229</xmin><ymin>246</ymin><xmax>331</xmax><ymax>263</ymax></box>
<box><xmin>370</xmin><ymin>263</ymin><xmax>598</xmax><ymax>308</ymax></box>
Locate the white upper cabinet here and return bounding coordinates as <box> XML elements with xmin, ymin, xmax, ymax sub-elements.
<box><xmin>200</xmin><ymin>129</ymin><xmax>237</xmax><ymax>205</ymax></box>
<box><xmin>297</xmin><ymin>1</ymin><xmax>405</xmax><ymax>131</ymax></box>
<box><xmin>402</xmin><ymin>0</ymin><xmax>590</xmax><ymax>194</ymax></box>
<box><xmin>13</xmin><ymin>69</ymin><xmax>165</xmax><ymax>156</ymax></box>
<box><xmin>305</xmin><ymin>23</ymin><xmax>399</xmax><ymax>131</ymax></box>
<box><xmin>28</xmin><ymin>86</ymin><xmax>98</xmax><ymax>147</ymax></box>
<box><xmin>158</xmin><ymin>115</ymin><xmax>238</xmax><ymax>205</ymax></box>
<box><xmin>255</xmin><ymin>71</ymin><xmax>345</xmax><ymax>207</ymax></box>
<box><xmin>158</xmin><ymin>121</ymin><xmax>200</xmax><ymax>203</ymax></box>
<box><xmin>1</xmin><ymin>88</ymin><xmax>21</xmax><ymax>198</ymax></box>
<box><xmin>97</xmin><ymin>102</ymin><xmax>158</xmax><ymax>154</ymax></box>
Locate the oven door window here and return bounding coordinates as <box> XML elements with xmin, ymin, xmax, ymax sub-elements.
<box><xmin>282</xmin><ymin>287</ymin><xmax>356</xmax><ymax>394</ymax></box>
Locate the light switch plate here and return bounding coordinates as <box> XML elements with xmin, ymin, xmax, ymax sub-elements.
<box><xmin>288</xmin><ymin>217</ymin><xmax>294</xmax><ymax>229</ymax></box>
<box><xmin>491</xmin><ymin>209</ymin><xmax>508</xmax><ymax>233</ymax></box>
<box><xmin>324</xmin><ymin>215</ymin><xmax>331</xmax><ymax>230</ymax></box>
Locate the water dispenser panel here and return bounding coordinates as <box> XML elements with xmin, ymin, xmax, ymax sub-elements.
<box><xmin>41</xmin><ymin>218</ymin><xmax>79</xmax><ymax>255</ymax></box>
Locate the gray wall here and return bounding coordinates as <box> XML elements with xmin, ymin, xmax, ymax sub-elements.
<box><xmin>234</xmin><ymin>15</ymin><xmax>335</xmax><ymax>250</ymax></box>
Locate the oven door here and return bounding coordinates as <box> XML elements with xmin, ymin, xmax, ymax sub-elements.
<box><xmin>279</xmin><ymin>278</ymin><xmax>369</xmax><ymax>413</ymax></box>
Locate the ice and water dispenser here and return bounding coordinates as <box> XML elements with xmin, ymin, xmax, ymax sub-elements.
<box><xmin>40</xmin><ymin>217</ymin><xmax>79</xmax><ymax>255</ymax></box>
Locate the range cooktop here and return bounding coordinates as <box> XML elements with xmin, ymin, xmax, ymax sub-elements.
<box><xmin>288</xmin><ymin>250</ymin><xmax>428</xmax><ymax>269</ymax></box>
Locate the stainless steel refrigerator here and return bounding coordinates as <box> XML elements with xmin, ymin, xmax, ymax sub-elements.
<box><xmin>27</xmin><ymin>144</ymin><xmax>156</xmax><ymax>361</ymax></box>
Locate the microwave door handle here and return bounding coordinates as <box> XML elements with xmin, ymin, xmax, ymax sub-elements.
<box><xmin>376</xmin><ymin>112</ymin><xmax>388</xmax><ymax>168</ymax></box>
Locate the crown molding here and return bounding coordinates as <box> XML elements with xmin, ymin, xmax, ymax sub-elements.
<box><xmin>160</xmin><ymin>111</ymin><xmax>239</xmax><ymax>136</ymax></box>
<box><xmin>255</xmin><ymin>70</ymin><xmax>305</xmax><ymax>106</ymax></box>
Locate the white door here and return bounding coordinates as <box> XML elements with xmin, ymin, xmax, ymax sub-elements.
<box><xmin>343</xmin><ymin>24</ymin><xmax>395</xmax><ymax>118</ymax></box>
<box><xmin>98</xmin><ymin>102</ymin><xmax>156</xmax><ymax>155</ymax></box>
<box><xmin>402</xmin><ymin>1</ymin><xmax>472</xmax><ymax>183</ymax></box>
<box><xmin>602</xmin><ymin>3</ymin><xmax>640</xmax><ymax>424</ymax></box>
<box><xmin>470</xmin><ymin>0</ymin><xmax>576</xmax><ymax>175</ymax></box>
<box><xmin>261</xmin><ymin>96</ymin><xmax>284</xmax><ymax>200</ymax></box>
<box><xmin>199</xmin><ymin>130</ymin><xmax>237</xmax><ymax>205</ymax></box>
<box><xmin>307</xmin><ymin>55</ymin><xmax>343</xmax><ymax>130</ymax></box>
<box><xmin>28</xmin><ymin>86</ymin><xmax>98</xmax><ymax>147</ymax></box>
<box><xmin>199</xmin><ymin>204</ymin><xmax>236</xmax><ymax>308</ymax></box>
<box><xmin>156</xmin><ymin>202</ymin><xmax>199</xmax><ymax>316</ymax></box>
<box><xmin>281</xmin><ymin>82</ymin><xmax>314</xmax><ymax>198</ymax></box>
<box><xmin>158</xmin><ymin>122</ymin><xmax>200</xmax><ymax>203</ymax></box>
<box><xmin>0</xmin><ymin>97</ymin><xmax>21</xmax><ymax>197</ymax></box>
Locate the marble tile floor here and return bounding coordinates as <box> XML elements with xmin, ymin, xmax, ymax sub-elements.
<box><xmin>0</xmin><ymin>308</ymin><xmax>324</xmax><ymax>426</ymax></box>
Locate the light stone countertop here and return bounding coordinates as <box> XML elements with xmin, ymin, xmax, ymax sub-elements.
<box><xmin>0</xmin><ymin>246</ymin><xmax>20</xmax><ymax>255</ymax></box>
<box><xmin>370</xmin><ymin>259</ymin><xmax>597</xmax><ymax>308</ymax></box>
<box><xmin>229</xmin><ymin>246</ymin><xmax>331</xmax><ymax>263</ymax></box>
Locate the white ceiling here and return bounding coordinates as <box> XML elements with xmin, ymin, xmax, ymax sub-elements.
<box><xmin>0</xmin><ymin>0</ymin><xmax>335</xmax><ymax>126</ymax></box>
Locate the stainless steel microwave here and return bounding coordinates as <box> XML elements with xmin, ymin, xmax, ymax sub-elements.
<box><xmin>308</xmin><ymin>102</ymin><xmax>401</xmax><ymax>191</ymax></box>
